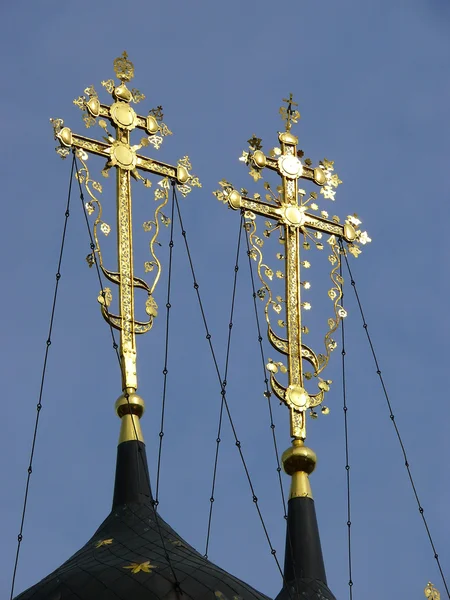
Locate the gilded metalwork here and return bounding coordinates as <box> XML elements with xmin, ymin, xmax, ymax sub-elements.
<box><xmin>215</xmin><ymin>95</ymin><xmax>370</xmax><ymax>442</ymax></box>
<box><xmin>123</xmin><ymin>561</ymin><xmax>157</xmax><ymax>574</ymax></box>
<box><xmin>279</xmin><ymin>94</ymin><xmax>300</xmax><ymax>132</ymax></box>
<box><xmin>52</xmin><ymin>53</ymin><xmax>200</xmax><ymax>398</ymax></box>
<box><xmin>95</xmin><ymin>538</ymin><xmax>113</xmax><ymax>548</ymax></box>
<box><xmin>425</xmin><ymin>583</ymin><xmax>440</xmax><ymax>600</ymax></box>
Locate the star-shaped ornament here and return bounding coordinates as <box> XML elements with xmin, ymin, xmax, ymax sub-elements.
<box><xmin>123</xmin><ymin>560</ymin><xmax>157</xmax><ymax>574</ymax></box>
<box><xmin>95</xmin><ymin>538</ymin><xmax>113</xmax><ymax>548</ymax></box>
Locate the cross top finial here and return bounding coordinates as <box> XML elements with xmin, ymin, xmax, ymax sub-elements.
<box><xmin>279</xmin><ymin>93</ymin><xmax>300</xmax><ymax>132</ymax></box>
<box><xmin>425</xmin><ymin>583</ymin><xmax>440</xmax><ymax>600</ymax></box>
<box><xmin>113</xmin><ymin>51</ymin><xmax>135</xmax><ymax>82</ymax></box>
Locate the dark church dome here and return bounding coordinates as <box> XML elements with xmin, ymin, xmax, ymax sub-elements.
<box><xmin>14</xmin><ymin>440</ymin><xmax>271</xmax><ymax>600</ymax></box>
<box><xmin>15</xmin><ymin>434</ymin><xmax>335</xmax><ymax>600</ymax></box>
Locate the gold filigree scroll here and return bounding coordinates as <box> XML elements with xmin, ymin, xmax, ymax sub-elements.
<box><xmin>214</xmin><ymin>95</ymin><xmax>371</xmax><ymax>440</ymax></box>
<box><xmin>76</xmin><ymin>151</ymin><xmax>156</xmax><ymax>336</ymax></box>
<box><xmin>142</xmin><ymin>178</ymin><xmax>172</xmax><ymax>298</ymax></box>
<box><xmin>51</xmin><ymin>52</ymin><xmax>201</xmax><ymax>393</ymax></box>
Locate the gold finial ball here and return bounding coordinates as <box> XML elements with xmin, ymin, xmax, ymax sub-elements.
<box><xmin>115</xmin><ymin>392</ymin><xmax>145</xmax><ymax>418</ymax></box>
<box><xmin>282</xmin><ymin>440</ymin><xmax>317</xmax><ymax>476</ymax></box>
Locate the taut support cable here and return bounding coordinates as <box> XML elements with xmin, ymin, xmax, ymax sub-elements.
<box><xmin>244</xmin><ymin>227</ymin><xmax>287</xmax><ymax>518</ymax></box>
<box><xmin>205</xmin><ymin>215</ymin><xmax>243</xmax><ymax>558</ymax></box>
<box><xmin>342</xmin><ymin>248</ymin><xmax>449</xmax><ymax>598</ymax></box>
<box><xmin>155</xmin><ymin>186</ymin><xmax>176</xmax><ymax>507</ymax></box>
<box><xmin>174</xmin><ymin>189</ymin><xmax>292</xmax><ymax>596</ymax></box>
<box><xmin>244</xmin><ymin>226</ymin><xmax>301</xmax><ymax>598</ymax></box>
<box><xmin>10</xmin><ymin>154</ymin><xmax>75</xmax><ymax>600</ymax></box>
<box><xmin>338</xmin><ymin>247</ymin><xmax>353</xmax><ymax>600</ymax></box>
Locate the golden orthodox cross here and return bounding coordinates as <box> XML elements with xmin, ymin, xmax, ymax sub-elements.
<box><xmin>215</xmin><ymin>95</ymin><xmax>370</xmax><ymax>441</ymax></box>
<box><xmin>51</xmin><ymin>52</ymin><xmax>200</xmax><ymax>395</ymax></box>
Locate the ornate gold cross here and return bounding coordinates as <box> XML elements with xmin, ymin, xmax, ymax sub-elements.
<box><xmin>215</xmin><ymin>97</ymin><xmax>370</xmax><ymax>441</ymax></box>
<box><xmin>51</xmin><ymin>52</ymin><xmax>200</xmax><ymax>394</ymax></box>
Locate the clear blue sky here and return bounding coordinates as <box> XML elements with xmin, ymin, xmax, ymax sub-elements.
<box><xmin>1</xmin><ymin>1</ymin><xmax>449</xmax><ymax>599</ymax></box>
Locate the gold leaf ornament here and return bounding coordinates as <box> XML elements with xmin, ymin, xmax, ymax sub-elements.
<box><xmin>101</xmin><ymin>79</ymin><xmax>115</xmax><ymax>93</ymax></box>
<box><xmin>123</xmin><ymin>561</ymin><xmax>156</xmax><ymax>574</ymax></box>
<box><xmin>73</xmin><ymin>96</ymin><xmax>85</xmax><ymax>109</ymax></box>
<box><xmin>318</xmin><ymin>378</ymin><xmax>332</xmax><ymax>392</ymax></box>
<box><xmin>347</xmin><ymin>214</ymin><xmax>361</xmax><ymax>226</ymax></box>
<box><xmin>131</xmin><ymin>88</ymin><xmax>145</xmax><ymax>103</ymax></box>
<box><xmin>146</xmin><ymin>295</ymin><xmax>158</xmax><ymax>317</ymax></box>
<box><xmin>321</xmin><ymin>158</ymin><xmax>334</xmax><ymax>170</ymax></box>
<box><xmin>56</xmin><ymin>146</ymin><xmax>70</xmax><ymax>159</ymax></box>
<box><xmin>83</xmin><ymin>114</ymin><xmax>96</xmax><ymax>128</ymax></box>
<box><xmin>321</xmin><ymin>186</ymin><xmax>336</xmax><ymax>200</ymax></box>
<box><xmin>358</xmin><ymin>231</ymin><xmax>372</xmax><ymax>244</ymax></box>
<box><xmin>100</xmin><ymin>222</ymin><xmax>111</xmax><ymax>236</ymax></box>
<box><xmin>76</xmin><ymin>149</ymin><xmax>88</xmax><ymax>161</ymax></box>
<box><xmin>247</xmin><ymin>135</ymin><xmax>263</xmax><ymax>150</ymax></box>
<box><xmin>249</xmin><ymin>168</ymin><xmax>262</xmax><ymax>182</ymax></box>
<box><xmin>213</xmin><ymin>190</ymin><xmax>226</xmax><ymax>203</ymax></box>
<box><xmin>98</xmin><ymin>288</ymin><xmax>112</xmax><ymax>307</ymax></box>
<box><xmin>348</xmin><ymin>244</ymin><xmax>362</xmax><ymax>257</ymax></box>
<box><xmin>267</xmin><ymin>360</ymin><xmax>278</xmax><ymax>373</ymax></box>
<box><xmin>96</xmin><ymin>538</ymin><xmax>113</xmax><ymax>548</ymax></box>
